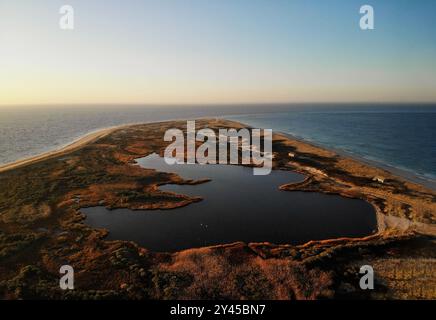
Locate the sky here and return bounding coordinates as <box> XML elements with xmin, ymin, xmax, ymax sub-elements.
<box><xmin>1</xmin><ymin>0</ymin><xmax>436</xmax><ymax>106</ymax></box>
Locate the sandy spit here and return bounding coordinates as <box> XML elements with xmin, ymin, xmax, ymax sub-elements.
<box><xmin>0</xmin><ymin>124</ymin><xmax>130</xmax><ymax>174</ymax></box>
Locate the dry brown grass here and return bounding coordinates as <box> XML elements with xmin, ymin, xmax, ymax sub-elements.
<box><xmin>154</xmin><ymin>246</ymin><xmax>334</xmax><ymax>300</ymax></box>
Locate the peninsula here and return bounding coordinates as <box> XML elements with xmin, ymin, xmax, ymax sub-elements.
<box><xmin>0</xmin><ymin>119</ymin><xmax>434</xmax><ymax>299</ymax></box>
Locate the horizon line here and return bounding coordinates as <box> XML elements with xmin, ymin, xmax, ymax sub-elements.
<box><xmin>2</xmin><ymin>101</ymin><xmax>436</xmax><ymax>108</ymax></box>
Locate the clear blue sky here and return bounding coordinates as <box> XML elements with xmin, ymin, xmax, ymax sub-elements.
<box><xmin>1</xmin><ymin>0</ymin><xmax>435</xmax><ymax>105</ymax></box>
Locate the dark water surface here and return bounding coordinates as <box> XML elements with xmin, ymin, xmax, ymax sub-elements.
<box><xmin>228</xmin><ymin>105</ymin><xmax>436</xmax><ymax>185</ymax></box>
<box><xmin>83</xmin><ymin>153</ymin><xmax>377</xmax><ymax>252</ymax></box>
<box><xmin>2</xmin><ymin>104</ymin><xmax>434</xmax><ymax>188</ymax></box>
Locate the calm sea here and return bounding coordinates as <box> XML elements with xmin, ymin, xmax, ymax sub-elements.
<box><xmin>228</xmin><ymin>104</ymin><xmax>436</xmax><ymax>187</ymax></box>
<box><xmin>0</xmin><ymin>104</ymin><xmax>435</xmax><ymax>188</ymax></box>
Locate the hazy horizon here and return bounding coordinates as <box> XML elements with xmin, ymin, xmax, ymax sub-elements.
<box><xmin>1</xmin><ymin>0</ymin><xmax>436</xmax><ymax>106</ymax></box>
<box><xmin>2</xmin><ymin>101</ymin><xmax>436</xmax><ymax>109</ymax></box>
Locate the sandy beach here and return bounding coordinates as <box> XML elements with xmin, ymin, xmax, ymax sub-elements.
<box><xmin>0</xmin><ymin>124</ymin><xmax>131</xmax><ymax>174</ymax></box>
<box><xmin>279</xmin><ymin>132</ymin><xmax>436</xmax><ymax>191</ymax></box>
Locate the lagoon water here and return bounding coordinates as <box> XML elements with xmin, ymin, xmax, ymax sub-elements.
<box><xmin>83</xmin><ymin>153</ymin><xmax>376</xmax><ymax>252</ymax></box>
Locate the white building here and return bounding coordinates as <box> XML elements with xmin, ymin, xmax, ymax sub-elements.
<box><xmin>373</xmin><ymin>176</ymin><xmax>385</xmax><ymax>184</ymax></box>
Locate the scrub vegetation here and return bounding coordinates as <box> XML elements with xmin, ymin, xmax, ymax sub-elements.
<box><xmin>0</xmin><ymin>119</ymin><xmax>434</xmax><ymax>299</ymax></box>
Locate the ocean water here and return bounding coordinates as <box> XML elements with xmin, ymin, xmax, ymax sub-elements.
<box><xmin>0</xmin><ymin>104</ymin><xmax>435</xmax><ymax>188</ymax></box>
<box><xmin>228</xmin><ymin>105</ymin><xmax>436</xmax><ymax>187</ymax></box>
<box><xmin>0</xmin><ymin>104</ymin><xmax>252</xmax><ymax>166</ymax></box>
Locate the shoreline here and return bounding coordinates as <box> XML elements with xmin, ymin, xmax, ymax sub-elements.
<box><xmin>0</xmin><ymin>115</ymin><xmax>216</xmax><ymax>174</ymax></box>
<box><xmin>1</xmin><ymin>119</ymin><xmax>434</xmax><ymax>191</ymax></box>
<box><xmin>223</xmin><ymin>113</ymin><xmax>435</xmax><ymax>190</ymax></box>
<box><xmin>0</xmin><ymin>124</ymin><xmax>131</xmax><ymax>174</ymax></box>
<box><xmin>278</xmin><ymin>131</ymin><xmax>436</xmax><ymax>191</ymax></box>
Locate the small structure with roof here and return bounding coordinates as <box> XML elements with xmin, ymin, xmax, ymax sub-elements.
<box><xmin>373</xmin><ymin>176</ymin><xmax>385</xmax><ymax>184</ymax></box>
